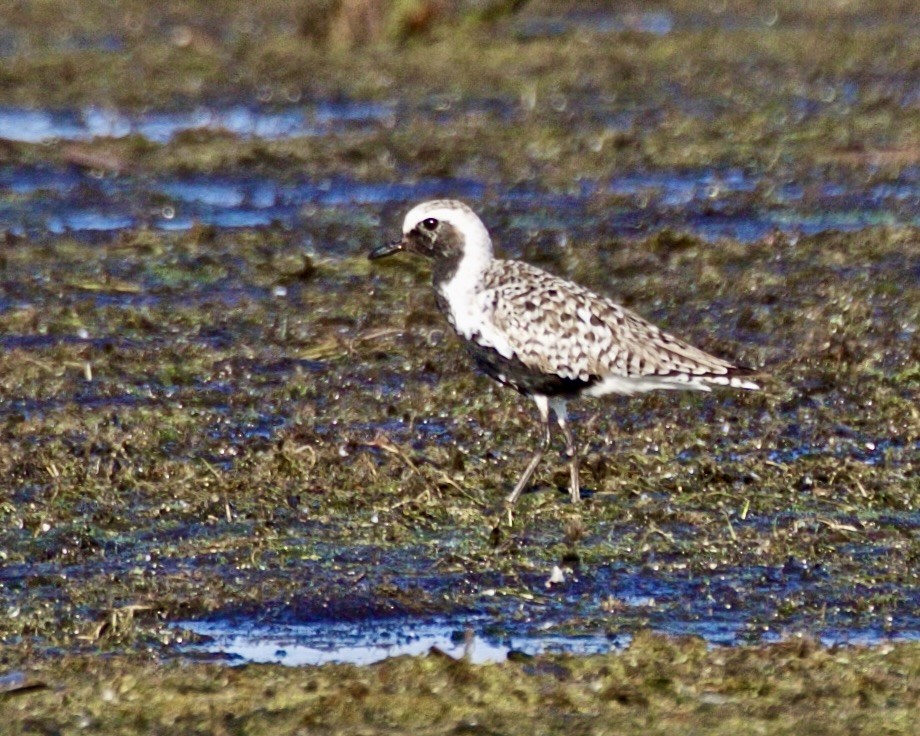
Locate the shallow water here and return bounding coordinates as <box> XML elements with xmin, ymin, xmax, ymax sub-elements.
<box><xmin>0</xmin><ymin>102</ymin><xmax>396</xmax><ymax>144</ymax></box>
<box><xmin>181</xmin><ymin>616</ymin><xmax>918</xmax><ymax>666</ymax></box>
<box><xmin>2</xmin><ymin>91</ymin><xmax>919</xmax><ymax>244</ymax></box>
<box><xmin>179</xmin><ymin>554</ymin><xmax>920</xmax><ymax>665</ymax></box>
<box><xmin>1</xmin><ymin>158</ymin><xmax>918</xmax><ymax>245</ymax></box>
<box><xmin>180</xmin><ymin>616</ymin><xmax>624</xmax><ymax>666</ymax></box>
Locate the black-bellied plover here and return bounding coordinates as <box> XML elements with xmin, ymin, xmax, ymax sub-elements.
<box><xmin>369</xmin><ymin>199</ymin><xmax>759</xmax><ymax>507</ymax></box>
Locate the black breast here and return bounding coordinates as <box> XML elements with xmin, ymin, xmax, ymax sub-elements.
<box><xmin>465</xmin><ymin>338</ymin><xmax>599</xmax><ymax>398</ymax></box>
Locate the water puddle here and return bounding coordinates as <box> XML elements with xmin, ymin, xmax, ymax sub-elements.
<box><xmin>0</xmin><ymin>103</ymin><xmax>396</xmax><ymax>144</ymax></box>
<box><xmin>181</xmin><ymin>613</ymin><xmax>920</xmax><ymax>667</ymax></box>
<box><xmin>0</xmin><ymin>166</ymin><xmax>490</xmax><ymax>239</ymax></box>
<box><xmin>181</xmin><ymin>563</ymin><xmax>920</xmax><ymax>666</ymax></box>
<box><xmin>1</xmin><ymin>163</ymin><xmax>917</xmax><ymax>245</ymax></box>
<box><xmin>179</xmin><ymin>616</ymin><xmax>624</xmax><ymax>666</ymax></box>
<box><xmin>1</xmin><ymin>91</ymin><xmax>918</xmax><ymax>243</ymax></box>
<box><xmin>176</xmin><ymin>555</ymin><xmax>920</xmax><ymax>666</ymax></box>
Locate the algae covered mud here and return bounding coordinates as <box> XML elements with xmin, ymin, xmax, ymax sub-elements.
<box><xmin>0</xmin><ymin>1</ymin><xmax>918</xmax><ymax>733</ymax></box>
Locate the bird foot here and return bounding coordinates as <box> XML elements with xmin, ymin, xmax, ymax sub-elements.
<box><xmin>488</xmin><ymin>504</ymin><xmax>516</xmax><ymax>546</ymax></box>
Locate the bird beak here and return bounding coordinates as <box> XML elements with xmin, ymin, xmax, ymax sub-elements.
<box><xmin>368</xmin><ymin>238</ymin><xmax>406</xmax><ymax>260</ymax></box>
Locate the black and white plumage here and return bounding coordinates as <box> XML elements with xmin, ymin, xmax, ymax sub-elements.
<box><xmin>369</xmin><ymin>199</ymin><xmax>760</xmax><ymax>506</ymax></box>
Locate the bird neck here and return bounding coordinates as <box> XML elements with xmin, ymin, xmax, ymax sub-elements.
<box><xmin>433</xmin><ymin>236</ymin><xmax>493</xmax><ymax>294</ymax></box>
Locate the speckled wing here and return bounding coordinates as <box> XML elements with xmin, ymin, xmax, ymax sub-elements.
<box><xmin>480</xmin><ymin>260</ymin><xmax>758</xmax><ymax>394</ymax></box>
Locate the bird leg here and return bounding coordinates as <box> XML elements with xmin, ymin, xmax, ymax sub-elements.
<box><xmin>505</xmin><ymin>395</ymin><xmax>551</xmax><ymax>507</ymax></box>
<box><xmin>559</xmin><ymin>417</ymin><xmax>580</xmax><ymax>503</ymax></box>
<box><xmin>550</xmin><ymin>397</ymin><xmax>580</xmax><ymax>503</ymax></box>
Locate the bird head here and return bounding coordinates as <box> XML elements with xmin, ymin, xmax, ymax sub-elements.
<box><xmin>369</xmin><ymin>199</ymin><xmax>492</xmax><ymax>264</ymax></box>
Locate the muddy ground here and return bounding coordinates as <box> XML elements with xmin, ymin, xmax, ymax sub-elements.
<box><xmin>0</xmin><ymin>1</ymin><xmax>918</xmax><ymax>733</ymax></box>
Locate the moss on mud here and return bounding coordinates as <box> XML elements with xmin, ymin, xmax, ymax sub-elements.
<box><xmin>3</xmin><ymin>634</ymin><xmax>918</xmax><ymax>735</ymax></box>
<box><xmin>0</xmin><ymin>1</ymin><xmax>918</xmax><ymax>733</ymax></box>
<box><xmin>0</xmin><ymin>223</ymin><xmax>915</xmax><ymax>661</ymax></box>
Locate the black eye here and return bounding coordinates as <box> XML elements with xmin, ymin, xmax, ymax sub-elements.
<box><xmin>421</xmin><ymin>218</ymin><xmax>439</xmax><ymax>231</ymax></box>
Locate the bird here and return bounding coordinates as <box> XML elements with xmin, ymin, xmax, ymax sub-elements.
<box><xmin>369</xmin><ymin>199</ymin><xmax>760</xmax><ymax>508</ymax></box>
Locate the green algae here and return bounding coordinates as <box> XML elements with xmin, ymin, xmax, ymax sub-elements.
<box><xmin>0</xmin><ymin>223</ymin><xmax>915</xmax><ymax>660</ymax></box>
<box><xmin>2</xmin><ymin>634</ymin><xmax>918</xmax><ymax>735</ymax></box>
<box><xmin>0</xmin><ymin>1</ymin><xmax>918</xmax><ymax>733</ymax></box>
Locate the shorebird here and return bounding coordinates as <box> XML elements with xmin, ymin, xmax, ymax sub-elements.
<box><xmin>369</xmin><ymin>199</ymin><xmax>759</xmax><ymax>507</ymax></box>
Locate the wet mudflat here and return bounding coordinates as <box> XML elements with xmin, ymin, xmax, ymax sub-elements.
<box><xmin>1</xmin><ymin>1</ymin><xmax>918</xmax><ymax>733</ymax></box>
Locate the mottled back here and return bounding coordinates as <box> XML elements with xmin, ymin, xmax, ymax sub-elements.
<box><xmin>478</xmin><ymin>259</ymin><xmax>755</xmax><ymax>393</ymax></box>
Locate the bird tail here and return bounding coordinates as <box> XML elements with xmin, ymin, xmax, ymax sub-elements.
<box><xmin>650</xmin><ymin>364</ymin><xmax>761</xmax><ymax>392</ymax></box>
<box><xmin>699</xmin><ymin>365</ymin><xmax>761</xmax><ymax>391</ymax></box>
